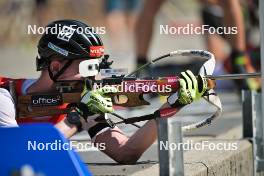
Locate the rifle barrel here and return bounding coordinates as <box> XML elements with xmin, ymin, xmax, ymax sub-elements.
<box><xmin>205</xmin><ymin>73</ymin><xmax>261</xmax><ymax>80</ymax></box>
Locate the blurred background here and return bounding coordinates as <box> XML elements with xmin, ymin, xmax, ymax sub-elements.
<box><xmin>0</xmin><ymin>0</ymin><xmax>194</xmax><ymax>76</ymax></box>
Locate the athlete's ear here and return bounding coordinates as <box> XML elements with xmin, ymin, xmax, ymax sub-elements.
<box><xmin>50</xmin><ymin>60</ymin><xmax>62</xmax><ymax>74</ymax></box>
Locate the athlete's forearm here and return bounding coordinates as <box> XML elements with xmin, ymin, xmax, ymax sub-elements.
<box><xmin>94</xmin><ymin>103</ymin><xmax>181</xmax><ymax>164</ymax></box>
<box><xmin>93</xmin><ymin>120</ymin><xmax>157</xmax><ymax>164</ymax></box>
<box><xmin>55</xmin><ymin>102</ymin><xmax>181</xmax><ymax>164</ymax></box>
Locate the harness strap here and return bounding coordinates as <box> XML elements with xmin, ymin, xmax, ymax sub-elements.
<box><xmin>48</xmin><ymin>60</ymin><xmax>73</xmax><ymax>82</ymax></box>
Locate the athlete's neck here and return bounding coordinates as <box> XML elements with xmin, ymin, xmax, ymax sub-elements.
<box><xmin>27</xmin><ymin>71</ymin><xmax>55</xmax><ymax>94</ymax></box>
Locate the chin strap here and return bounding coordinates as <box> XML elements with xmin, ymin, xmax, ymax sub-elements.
<box><xmin>48</xmin><ymin>60</ymin><xmax>73</xmax><ymax>82</ymax></box>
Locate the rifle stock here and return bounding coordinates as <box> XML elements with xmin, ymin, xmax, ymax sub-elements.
<box><xmin>17</xmin><ymin>78</ymin><xmax>215</xmax><ymax>118</ymax></box>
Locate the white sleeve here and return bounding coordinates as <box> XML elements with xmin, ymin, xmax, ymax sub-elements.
<box><xmin>0</xmin><ymin>88</ymin><xmax>18</xmax><ymax>127</ymax></box>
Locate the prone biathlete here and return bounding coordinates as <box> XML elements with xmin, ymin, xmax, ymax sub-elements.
<box><xmin>0</xmin><ymin>20</ymin><xmax>207</xmax><ymax>164</ymax></box>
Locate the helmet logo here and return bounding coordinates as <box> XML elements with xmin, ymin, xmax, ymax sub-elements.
<box><xmin>57</xmin><ymin>26</ymin><xmax>76</xmax><ymax>42</ymax></box>
<box><xmin>89</xmin><ymin>46</ymin><xmax>104</xmax><ymax>57</ymax></box>
<box><xmin>48</xmin><ymin>42</ymin><xmax>68</xmax><ymax>56</ymax></box>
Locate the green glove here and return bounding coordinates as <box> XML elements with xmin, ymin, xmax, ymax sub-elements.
<box><xmin>177</xmin><ymin>70</ymin><xmax>207</xmax><ymax>105</ymax></box>
<box><xmin>81</xmin><ymin>85</ymin><xmax>118</xmax><ymax>114</ymax></box>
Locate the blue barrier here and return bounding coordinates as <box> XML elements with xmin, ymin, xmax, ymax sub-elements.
<box><xmin>0</xmin><ymin>124</ymin><xmax>92</xmax><ymax>176</ymax></box>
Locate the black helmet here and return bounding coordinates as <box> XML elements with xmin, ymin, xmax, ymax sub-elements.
<box><xmin>36</xmin><ymin>19</ymin><xmax>104</xmax><ymax>81</ymax></box>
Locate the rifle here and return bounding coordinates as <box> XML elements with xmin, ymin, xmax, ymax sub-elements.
<box><xmin>15</xmin><ymin>50</ymin><xmax>261</xmax><ymax>131</ymax></box>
